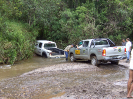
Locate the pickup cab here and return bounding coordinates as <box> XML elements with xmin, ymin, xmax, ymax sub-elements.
<box><xmin>35</xmin><ymin>40</ymin><xmax>65</xmax><ymax>58</ymax></box>
<box><xmin>69</xmin><ymin>38</ymin><xmax>126</xmax><ymax>66</ymax></box>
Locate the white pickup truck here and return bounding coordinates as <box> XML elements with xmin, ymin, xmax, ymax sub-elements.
<box><xmin>34</xmin><ymin>40</ymin><xmax>65</xmax><ymax>58</ymax></box>
<box><xmin>69</xmin><ymin>38</ymin><xmax>126</xmax><ymax>66</ymax></box>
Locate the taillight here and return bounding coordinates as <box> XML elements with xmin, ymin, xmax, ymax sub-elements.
<box><xmin>125</xmin><ymin>48</ymin><xmax>126</xmax><ymax>54</ymax></box>
<box><xmin>102</xmin><ymin>49</ymin><xmax>106</xmax><ymax>56</ymax></box>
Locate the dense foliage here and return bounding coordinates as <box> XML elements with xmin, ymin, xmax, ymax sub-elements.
<box><xmin>0</xmin><ymin>0</ymin><xmax>133</xmax><ymax>64</ymax></box>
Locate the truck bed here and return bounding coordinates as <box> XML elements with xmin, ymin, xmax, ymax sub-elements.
<box><xmin>46</xmin><ymin>48</ymin><xmax>65</xmax><ymax>58</ymax></box>
<box><xmin>47</xmin><ymin>48</ymin><xmax>64</xmax><ymax>55</ymax></box>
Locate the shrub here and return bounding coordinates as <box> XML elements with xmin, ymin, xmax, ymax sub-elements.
<box><xmin>0</xmin><ymin>20</ymin><xmax>38</xmax><ymax>65</ymax></box>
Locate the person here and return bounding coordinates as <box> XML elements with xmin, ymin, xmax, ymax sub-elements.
<box><xmin>122</xmin><ymin>39</ymin><xmax>126</xmax><ymax>46</ymax></box>
<box><xmin>76</xmin><ymin>45</ymin><xmax>82</xmax><ymax>49</ymax></box>
<box><xmin>76</xmin><ymin>41</ymin><xmax>83</xmax><ymax>49</ymax></box>
<box><xmin>64</xmin><ymin>44</ymin><xmax>74</xmax><ymax>61</ymax></box>
<box><xmin>126</xmin><ymin>38</ymin><xmax>132</xmax><ymax>63</ymax></box>
<box><xmin>127</xmin><ymin>49</ymin><xmax>133</xmax><ymax>98</ymax></box>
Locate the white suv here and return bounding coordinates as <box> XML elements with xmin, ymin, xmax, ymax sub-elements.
<box><xmin>35</xmin><ymin>40</ymin><xmax>65</xmax><ymax>58</ymax></box>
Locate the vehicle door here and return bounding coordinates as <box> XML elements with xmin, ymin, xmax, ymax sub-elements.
<box><xmin>90</xmin><ymin>40</ymin><xmax>97</xmax><ymax>56</ymax></box>
<box><xmin>74</xmin><ymin>41</ymin><xmax>83</xmax><ymax>58</ymax></box>
<box><xmin>79</xmin><ymin>41</ymin><xmax>90</xmax><ymax>59</ymax></box>
<box><xmin>37</xmin><ymin>43</ymin><xmax>43</xmax><ymax>55</ymax></box>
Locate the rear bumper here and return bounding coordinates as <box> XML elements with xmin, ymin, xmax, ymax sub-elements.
<box><xmin>104</xmin><ymin>55</ymin><xmax>126</xmax><ymax>61</ymax></box>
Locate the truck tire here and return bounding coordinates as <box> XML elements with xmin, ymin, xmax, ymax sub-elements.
<box><xmin>70</xmin><ymin>54</ymin><xmax>76</xmax><ymax>62</ymax></box>
<box><xmin>91</xmin><ymin>56</ymin><xmax>99</xmax><ymax>66</ymax></box>
<box><xmin>111</xmin><ymin>61</ymin><xmax>119</xmax><ymax>65</ymax></box>
<box><xmin>42</xmin><ymin>52</ymin><xmax>47</xmax><ymax>58</ymax></box>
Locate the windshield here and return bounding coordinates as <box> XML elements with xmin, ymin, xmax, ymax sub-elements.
<box><xmin>44</xmin><ymin>43</ymin><xmax>56</xmax><ymax>48</ymax></box>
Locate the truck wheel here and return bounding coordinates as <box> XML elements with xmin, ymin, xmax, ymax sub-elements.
<box><xmin>111</xmin><ymin>61</ymin><xmax>119</xmax><ymax>65</ymax></box>
<box><xmin>70</xmin><ymin>54</ymin><xmax>76</xmax><ymax>62</ymax></box>
<box><xmin>42</xmin><ymin>52</ymin><xmax>47</xmax><ymax>58</ymax></box>
<box><xmin>91</xmin><ymin>56</ymin><xmax>99</xmax><ymax>66</ymax></box>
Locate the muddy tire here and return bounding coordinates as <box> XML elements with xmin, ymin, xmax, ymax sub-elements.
<box><xmin>42</xmin><ymin>52</ymin><xmax>47</xmax><ymax>58</ymax></box>
<box><xmin>91</xmin><ymin>56</ymin><xmax>99</xmax><ymax>66</ymax></box>
<box><xmin>111</xmin><ymin>61</ymin><xmax>119</xmax><ymax>65</ymax></box>
<box><xmin>70</xmin><ymin>54</ymin><xmax>76</xmax><ymax>62</ymax></box>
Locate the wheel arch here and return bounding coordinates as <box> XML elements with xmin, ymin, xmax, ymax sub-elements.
<box><xmin>90</xmin><ymin>53</ymin><xmax>96</xmax><ymax>59</ymax></box>
<box><xmin>69</xmin><ymin>52</ymin><xmax>76</xmax><ymax>62</ymax></box>
<box><xmin>69</xmin><ymin>52</ymin><xmax>74</xmax><ymax>56</ymax></box>
<box><xmin>90</xmin><ymin>53</ymin><xmax>100</xmax><ymax>66</ymax></box>
<box><xmin>42</xmin><ymin>52</ymin><xmax>48</xmax><ymax>58</ymax></box>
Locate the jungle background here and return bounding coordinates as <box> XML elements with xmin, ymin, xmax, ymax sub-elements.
<box><xmin>0</xmin><ymin>0</ymin><xmax>133</xmax><ymax>64</ymax></box>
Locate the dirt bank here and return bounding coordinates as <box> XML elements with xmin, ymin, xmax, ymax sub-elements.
<box><xmin>0</xmin><ymin>62</ymin><xmax>130</xmax><ymax>99</ymax></box>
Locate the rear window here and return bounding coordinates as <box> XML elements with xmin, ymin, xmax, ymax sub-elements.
<box><xmin>95</xmin><ymin>40</ymin><xmax>108</xmax><ymax>45</ymax></box>
<box><xmin>44</xmin><ymin>43</ymin><xmax>56</xmax><ymax>48</ymax></box>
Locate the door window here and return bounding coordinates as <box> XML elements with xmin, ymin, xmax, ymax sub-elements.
<box><xmin>83</xmin><ymin>41</ymin><xmax>89</xmax><ymax>47</ymax></box>
<box><xmin>39</xmin><ymin>43</ymin><xmax>42</xmax><ymax>48</ymax></box>
<box><xmin>78</xmin><ymin>41</ymin><xmax>83</xmax><ymax>46</ymax></box>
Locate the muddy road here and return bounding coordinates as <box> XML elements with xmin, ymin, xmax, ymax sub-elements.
<box><xmin>0</xmin><ymin>56</ymin><xmax>130</xmax><ymax>99</ymax></box>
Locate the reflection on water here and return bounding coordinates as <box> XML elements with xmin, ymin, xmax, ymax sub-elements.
<box><xmin>0</xmin><ymin>55</ymin><xmax>66</xmax><ymax>81</ymax></box>
<box><xmin>0</xmin><ymin>65</ymin><xmax>11</xmax><ymax>69</ymax></box>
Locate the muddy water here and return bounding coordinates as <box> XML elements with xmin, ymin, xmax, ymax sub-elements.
<box><xmin>95</xmin><ymin>63</ymin><xmax>129</xmax><ymax>82</ymax></box>
<box><xmin>0</xmin><ymin>56</ymin><xmax>129</xmax><ymax>83</ymax></box>
<box><xmin>0</xmin><ymin>55</ymin><xmax>66</xmax><ymax>81</ymax></box>
<box><xmin>0</xmin><ymin>56</ymin><xmax>130</xmax><ymax>98</ymax></box>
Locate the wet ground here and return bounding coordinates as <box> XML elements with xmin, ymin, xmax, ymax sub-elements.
<box><xmin>0</xmin><ymin>55</ymin><xmax>66</xmax><ymax>81</ymax></box>
<box><xmin>0</xmin><ymin>55</ymin><xmax>131</xmax><ymax>99</ymax></box>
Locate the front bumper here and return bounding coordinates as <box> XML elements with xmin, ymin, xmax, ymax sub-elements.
<box><xmin>104</xmin><ymin>55</ymin><xmax>126</xmax><ymax>61</ymax></box>
<box><xmin>49</xmin><ymin>55</ymin><xmax>66</xmax><ymax>58</ymax></box>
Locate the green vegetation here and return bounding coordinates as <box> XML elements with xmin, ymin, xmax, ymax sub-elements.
<box><xmin>0</xmin><ymin>21</ymin><xmax>38</xmax><ymax>64</ymax></box>
<box><xmin>0</xmin><ymin>0</ymin><xmax>133</xmax><ymax>64</ymax></box>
